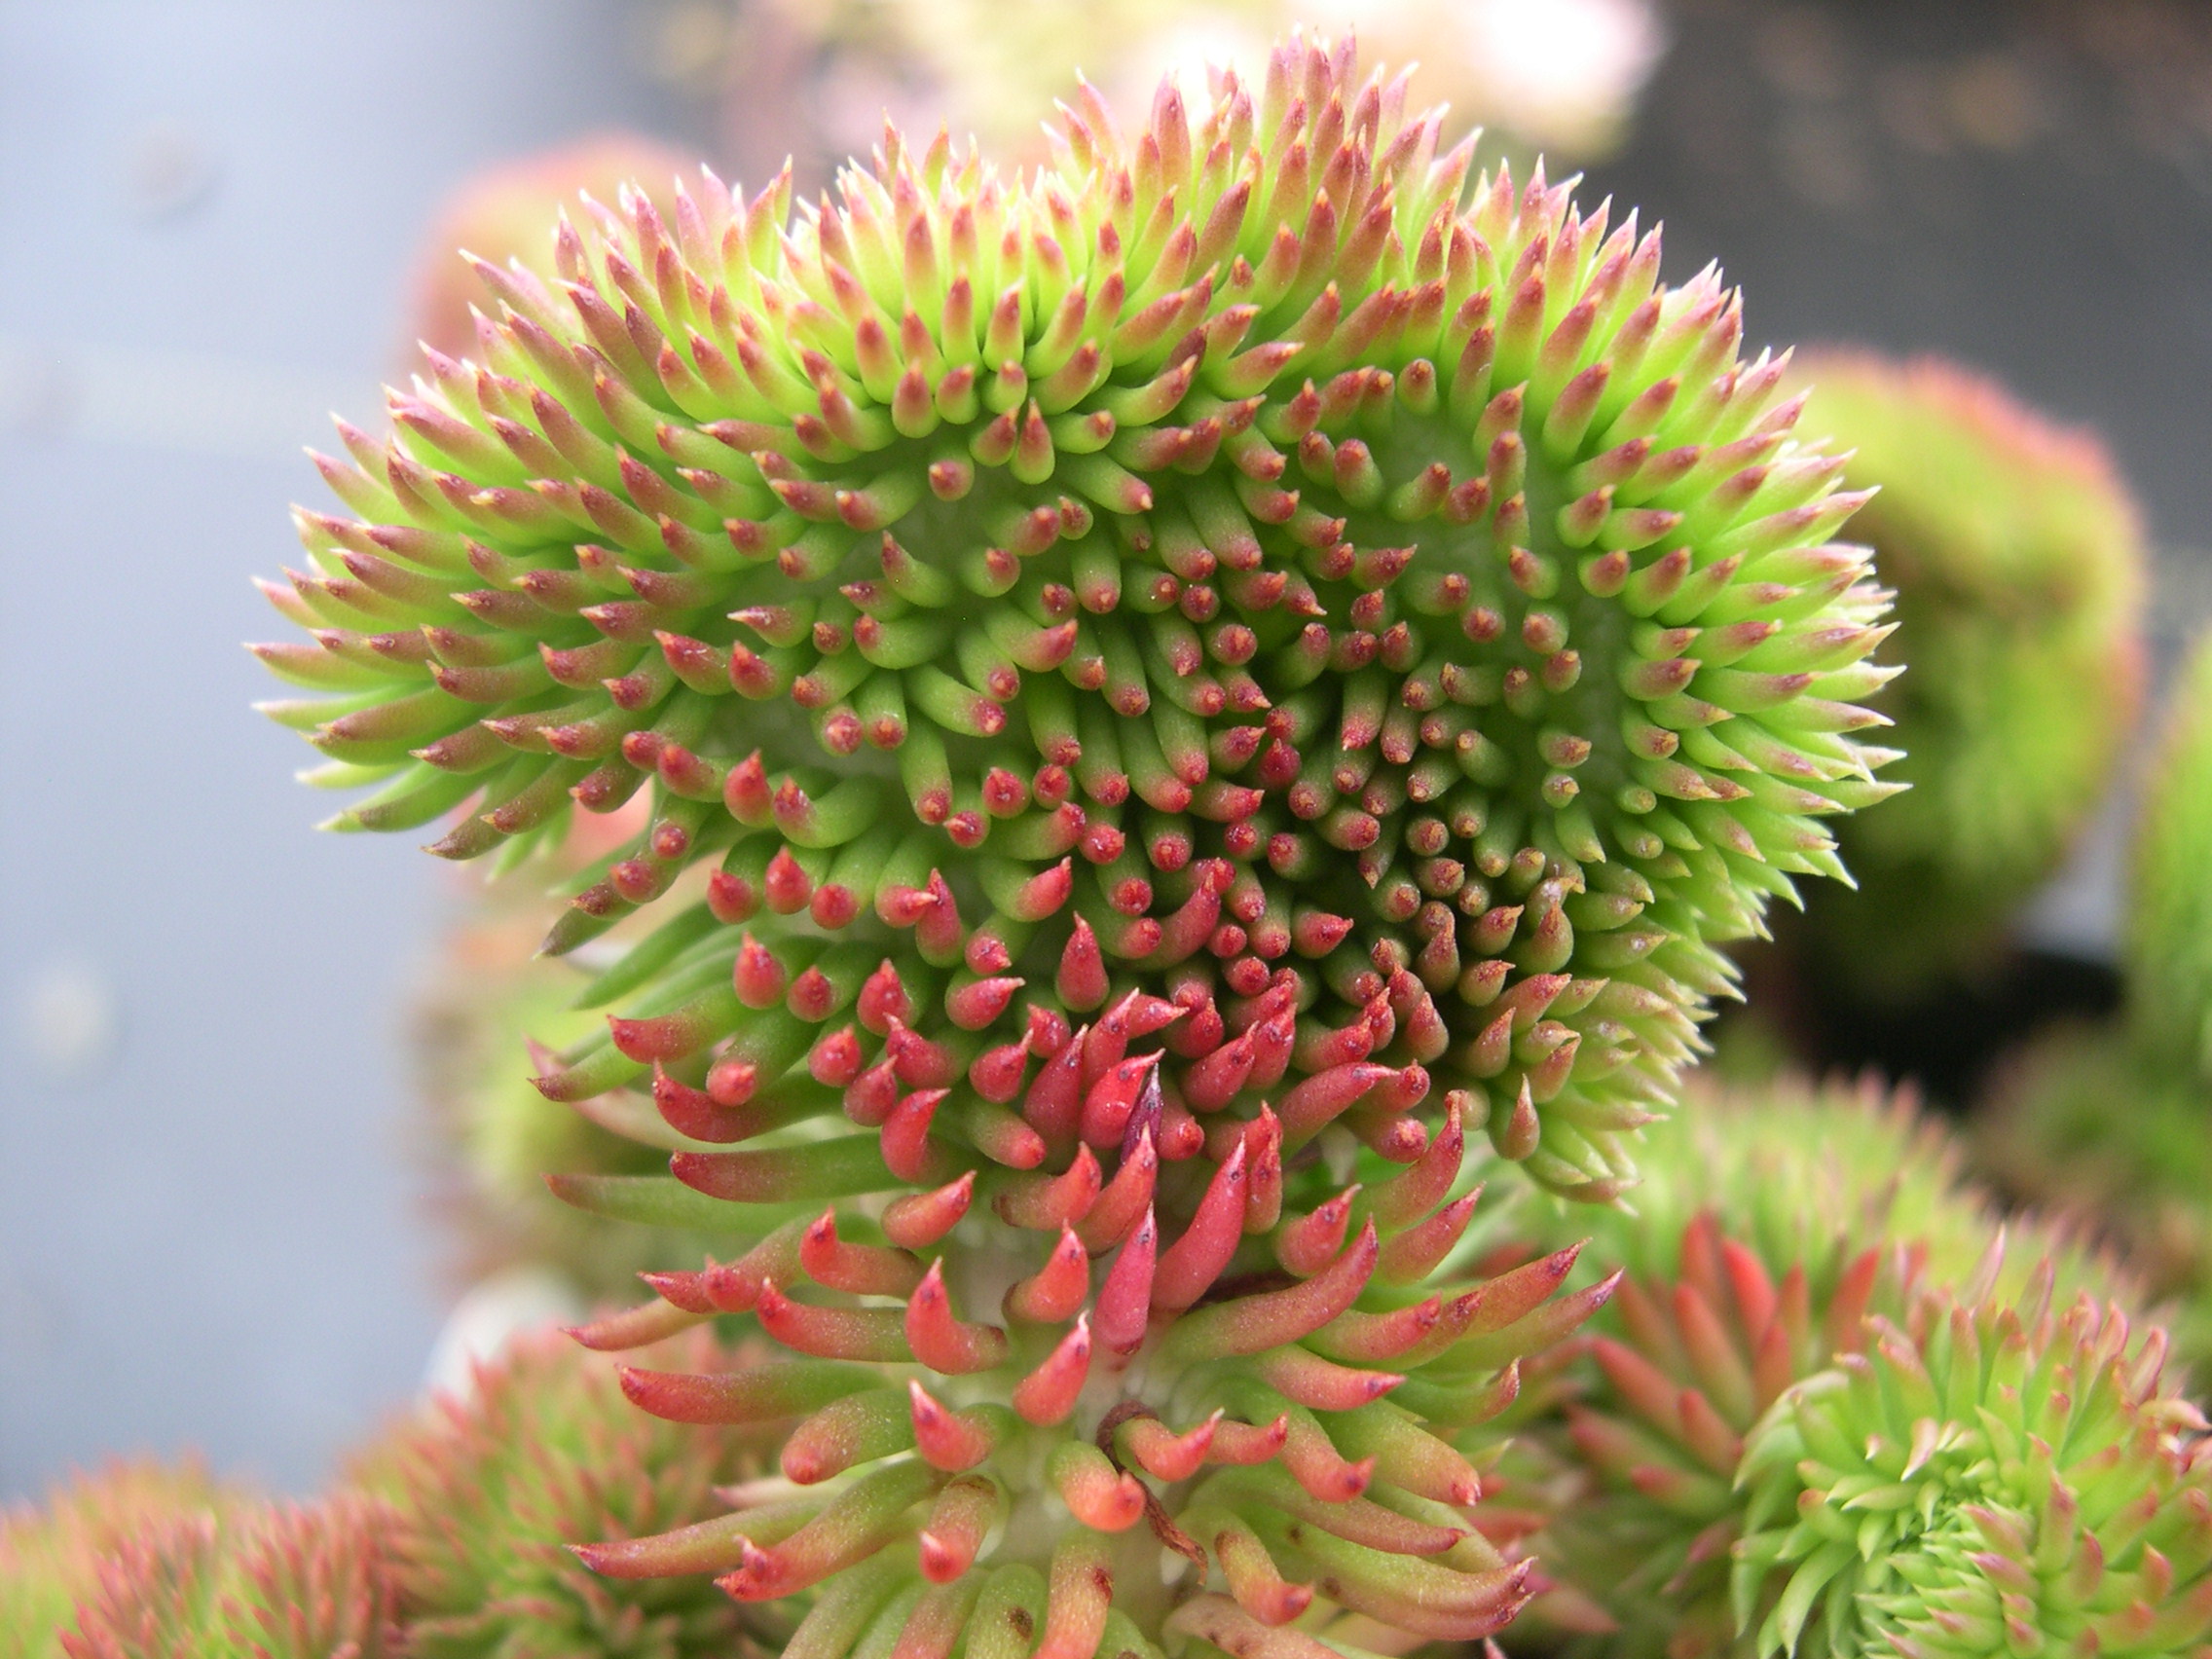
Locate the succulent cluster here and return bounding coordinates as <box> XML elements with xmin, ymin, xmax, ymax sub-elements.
<box><xmin>1779</xmin><ymin>352</ymin><xmax>2145</xmax><ymax>990</ymax></box>
<box><xmin>1508</xmin><ymin>1077</ymin><xmax>1973</xmax><ymax>1650</ymax></box>
<box><xmin>1538</xmin><ymin>1212</ymin><xmax>1930</xmax><ymax>1656</ymax></box>
<box><xmin>253</xmin><ymin>29</ymin><xmax>1905</xmax><ymax>1658</ymax></box>
<box><xmin>1526</xmin><ymin>1077</ymin><xmax>2193</xmax><ymax>1658</ymax></box>
<box><xmin>1732</xmin><ymin>1277</ymin><xmax>2211</xmax><ymax>1659</ymax></box>
<box><xmin>56</xmin><ymin>1496</ymin><xmax>399</xmax><ymax>1659</ymax></box>
<box><xmin>0</xmin><ymin>1463</ymin><xmax>238</xmax><ymax>1659</ymax></box>
<box><xmin>571</xmin><ymin>1105</ymin><xmax>1600</xmax><ymax>1649</ymax></box>
<box><xmin>2</xmin><ymin>1336</ymin><xmax>777</xmax><ymax>1659</ymax></box>
<box><xmin>351</xmin><ymin>1329</ymin><xmax>781</xmax><ymax>1659</ymax></box>
<box><xmin>259</xmin><ymin>36</ymin><xmax>1895</xmax><ymax>1204</ymax></box>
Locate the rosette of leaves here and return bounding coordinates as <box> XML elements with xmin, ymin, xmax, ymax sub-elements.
<box><xmin>0</xmin><ymin>1463</ymin><xmax>238</xmax><ymax>1659</ymax></box>
<box><xmin>254</xmin><ymin>30</ymin><xmax>1900</xmax><ymax>1658</ymax></box>
<box><xmin>1536</xmin><ymin>1229</ymin><xmax>2198</xmax><ymax>1657</ymax></box>
<box><xmin>56</xmin><ymin>1496</ymin><xmax>399</xmax><ymax>1659</ymax></box>
<box><xmin>1731</xmin><ymin>1276</ymin><xmax>2212</xmax><ymax>1658</ymax></box>
<box><xmin>1511</xmin><ymin>1075</ymin><xmax>1972</xmax><ymax>1650</ymax></box>
<box><xmin>347</xmin><ymin>1328</ymin><xmax>782</xmax><ymax>1659</ymax></box>
<box><xmin>1782</xmin><ymin>351</ymin><xmax>2146</xmax><ymax>990</ymax></box>
<box><xmin>1519</xmin><ymin>1075</ymin><xmax>2146</xmax><ymax>1653</ymax></box>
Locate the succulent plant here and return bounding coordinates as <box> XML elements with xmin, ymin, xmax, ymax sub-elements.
<box><xmin>0</xmin><ymin>1462</ymin><xmax>239</xmax><ymax>1659</ymax></box>
<box><xmin>1519</xmin><ymin>1074</ymin><xmax>2152</xmax><ymax>1653</ymax></box>
<box><xmin>412</xmin><ymin>134</ymin><xmax>699</xmax><ymax>363</ymax></box>
<box><xmin>254</xmin><ymin>29</ymin><xmax>1901</xmax><ymax>1656</ymax></box>
<box><xmin>412</xmin><ymin>887</ymin><xmax>731</xmax><ymax>1300</ymax></box>
<box><xmin>1539</xmin><ymin>1217</ymin><xmax>2203</xmax><ymax>1657</ymax></box>
<box><xmin>257</xmin><ymin>34</ymin><xmax>1895</xmax><ymax>1203</ymax></box>
<box><xmin>1971</xmin><ymin>630</ymin><xmax>2212</xmax><ymax>1370</ymax></box>
<box><xmin>1975</xmin><ymin>1024</ymin><xmax>2212</xmax><ymax>1371</ymax></box>
<box><xmin>1780</xmin><ymin>351</ymin><xmax>2145</xmax><ymax>990</ymax></box>
<box><xmin>1731</xmin><ymin>1276</ymin><xmax>2211</xmax><ymax>1658</ymax></box>
<box><xmin>1556</xmin><ymin>1071</ymin><xmax>1991</xmax><ymax>1288</ymax></box>
<box><xmin>347</xmin><ymin>1328</ymin><xmax>780</xmax><ymax>1659</ymax></box>
<box><xmin>2125</xmin><ymin>630</ymin><xmax>2212</xmax><ymax>1081</ymax></box>
<box><xmin>1535</xmin><ymin>1210</ymin><xmax>1932</xmax><ymax>1655</ymax></box>
<box><xmin>55</xmin><ymin>1495</ymin><xmax>399</xmax><ymax>1659</ymax></box>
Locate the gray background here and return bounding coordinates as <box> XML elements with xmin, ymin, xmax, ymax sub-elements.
<box><xmin>3</xmin><ymin>0</ymin><xmax>2208</xmax><ymax>1498</ymax></box>
<box><xmin>0</xmin><ymin>0</ymin><xmax>683</xmax><ymax>1495</ymax></box>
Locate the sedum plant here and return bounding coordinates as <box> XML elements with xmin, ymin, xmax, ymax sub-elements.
<box><xmin>0</xmin><ymin>1463</ymin><xmax>240</xmax><ymax>1659</ymax></box>
<box><xmin>348</xmin><ymin>1329</ymin><xmax>781</xmax><ymax>1659</ymax></box>
<box><xmin>1726</xmin><ymin>1276</ymin><xmax>2211</xmax><ymax>1659</ymax></box>
<box><xmin>411</xmin><ymin>886</ymin><xmax>730</xmax><ymax>1301</ymax></box>
<box><xmin>1535</xmin><ymin>1212</ymin><xmax>1933</xmax><ymax>1656</ymax></box>
<box><xmin>55</xmin><ymin>1496</ymin><xmax>399</xmax><ymax>1659</ymax></box>
<box><xmin>253</xmin><ymin>31</ymin><xmax>1902</xmax><ymax>1659</ymax></box>
<box><xmin>1781</xmin><ymin>351</ymin><xmax>2146</xmax><ymax>990</ymax></box>
<box><xmin>253</xmin><ymin>35</ymin><xmax>1900</xmax><ymax>1204</ymax></box>
<box><xmin>1527</xmin><ymin>1078</ymin><xmax>2187</xmax><ymax>1658</ymax></box>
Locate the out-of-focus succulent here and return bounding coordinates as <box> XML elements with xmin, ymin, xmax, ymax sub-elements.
<box><xmin>55</xmin><ymin>1496</ymin><xmax>399</xmax><ymax>1659</ymax></box>
<box><xmin>1581</xmin><ymin>1070</ymin><xmax>2123</xmax><ymax>1306</ymax></box>
<box><xmin>1976</xmin><ymin>1025</ymin><xmax>2212</xmax><ymax>1370</ymax></box>
<box><xmin>412</xmin><ymin>134</ymin><xmax>698</xmax><ymax>362</ymax></box>
<box><xmin>0</xmin><ymin>1463</ymin><xmax>238</xmax><ymax>1659</ymax></box>
<box><xmin>1781</xmin><ymin>351</ymin><xmax>2146</xmax><ymax>990</ymax></box>
<box><xmin>754</xmin><ymin>0</ymin><xmax>1664</xmax><ymax>168</ymax></box>
<box><xmin>1972</xmin><ymin>631</ymin><xmax>2212</xmax><ymax>1369</ymax></box>
<box><xmin>2125</xmin><ymin>631</ymin><xmax>2212</xmax><ymax>1079</ymax></box>
<box><xmin>347</xmin><ymin>1328</ymin><xmax>779</xmax><ymax>1659</ymax></box>
<box><xmin>1557</xmin><ymin>1071</ymin><xmax>1991</xmax><ymax>1286</ymax></box>
<box><xmin>254</xmin><ymin>31</ymin><xmax>1902</xmax><ymax>1654</ymax></box>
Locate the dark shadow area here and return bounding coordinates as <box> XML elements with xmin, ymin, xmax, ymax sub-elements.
<box><xmin>1724</xmin><ymin>938</ymin><xmax>2124</xmax><ymax>1109</ymax></box>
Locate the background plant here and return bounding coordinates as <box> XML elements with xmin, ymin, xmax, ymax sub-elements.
<box><xmin>1775</xmin><ymin>350</ymin><xmax>2147</xmax><ymax>995</ymax></box>
<box><xmin>1974</xmin><ymin>628</ymin><xmax>2212</xmax><ymax>1369</ymax></box>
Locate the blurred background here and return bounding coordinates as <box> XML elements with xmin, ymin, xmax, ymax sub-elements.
<box><xmin>5</xmin><ymin>0</ymin><xmax>2211</xmax><ymax>1499</ymax></box>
